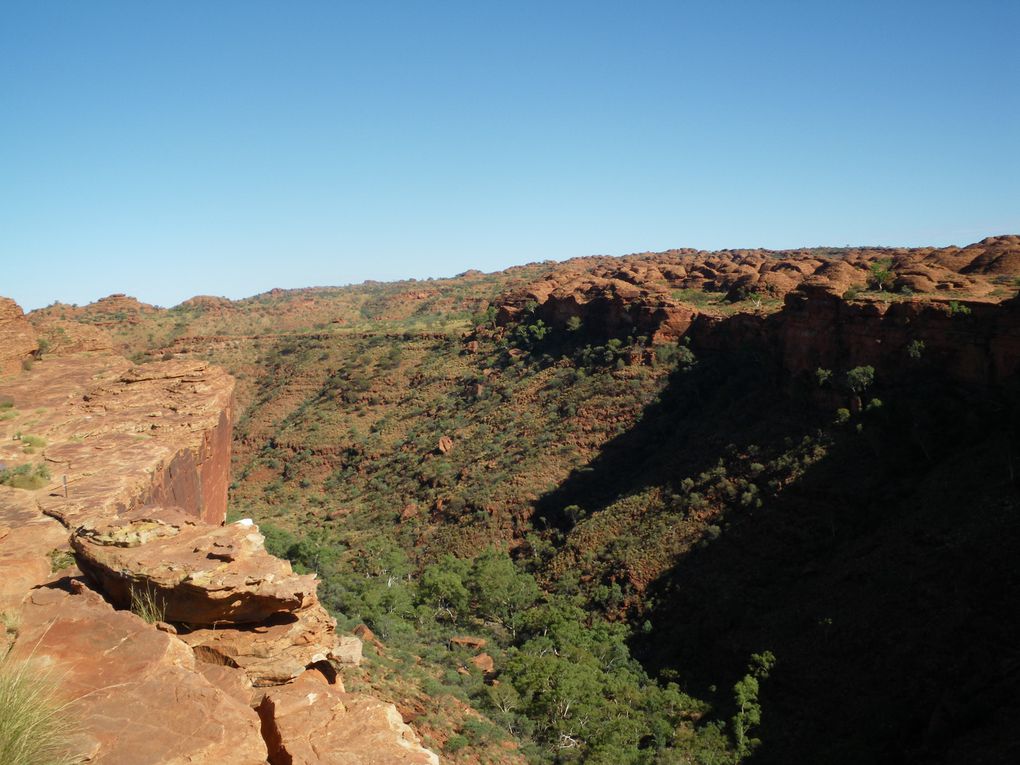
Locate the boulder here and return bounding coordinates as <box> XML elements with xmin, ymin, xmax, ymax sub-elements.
<box><xmin>451</xmin><ymin>635</ymin><xmax>487</xmax><ymax>650</ymax></box>
<box><xmin>8</xmin><ymin>581</ymin><xmax>269</xmax><ymax>765</ymax></box>
<box><xmin>471</xmin><ymin>652</ymin><xmax>495</xmax><ymax>674</ymax></box>
<box><xmin>257</xmin><ymin>673</ymin><xmax>439</xmax><ymax>765</ymax></box>
<box><xmin>71</xmin><ymin>506</ymin><xmax>316</xmax><ymax>625</ymax></box>
<box><xmin>177</xmin><ymin>602</ymin><xmax>342</xmax><ymax>686</ymax></box>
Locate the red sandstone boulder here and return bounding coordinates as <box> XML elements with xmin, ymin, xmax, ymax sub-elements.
<box><xmin>257</xmin><ymin>673</ymin><xmax>439</xmax><ymax>765</ymax></box>
<box><xmin>70</xmin><ymin>506</ymin><xmax>317</xmax><ymax>625</ymax></box>
<box><xmin>177</xmin><ymin>602</ymin><xmax>344</xmax><ymax>686</ymax></box>
<box><xmin>471</xmin><ymin>652</ymin><xmax>495</xmax><ymax>674</ymax></box>
<box><xmin>451</xmin><ymin>635</ymin><xmax>488</xmax><ymax>650</ymax></box>
<box><xmin>9</xmin><ymin>581</ymin><xmax>269</xmax><ymax>765</ymax></box>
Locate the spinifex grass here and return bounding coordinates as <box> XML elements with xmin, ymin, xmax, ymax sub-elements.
<box><xmin>0</xmin><ymin>652</ymin><xmax>78</xmax><ymax>765</ymax></box>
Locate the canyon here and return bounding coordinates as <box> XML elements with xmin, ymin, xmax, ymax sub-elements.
<box><xmin>3</xmin><ymin>235</ymin><xmax>1019</xmax><ymax>764</ymax></box>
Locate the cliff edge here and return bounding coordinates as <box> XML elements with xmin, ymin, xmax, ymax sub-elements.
<box><xmin>0</xmin><ymin>300</ymin><xmax>438</xmax><ymax>765</ymax></box>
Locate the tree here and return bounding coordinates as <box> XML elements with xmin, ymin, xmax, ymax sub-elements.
<box><xmin>418</xmin><ymin>555</ymin><xmax>470</xmax><ymax>621</ymax></box>
<box><xmin>867</xmin><ymin>259</ymin><xmax>895</xmax><ymax>291</ymax></box>
<box><xmin>845</xmin><ymin>366</ymin><xmax>874</xmax><ymax>394</ymax></box>
<box><xmin>731</xmin><ymin>651</ymin><xmax>775</xmax><ymax>760</ymax></box>
<box><xmin>468</xmin><ymin>548</ymin><xmax>540</xmax><ymax>637</ymax></box>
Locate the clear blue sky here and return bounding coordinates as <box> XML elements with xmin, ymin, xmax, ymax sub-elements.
<box><xmin>2</xmin><ymin>1</ymin><xmax>1018</xmax><ymax>310</ymax></box>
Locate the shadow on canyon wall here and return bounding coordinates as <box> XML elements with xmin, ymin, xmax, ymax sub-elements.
<box><xmin>534</xmin><ymin>312</ymin><xmax>1020</xmax><ymax>764</ymax></box>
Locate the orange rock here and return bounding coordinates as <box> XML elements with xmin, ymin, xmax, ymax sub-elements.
<box><xmin>9</xmin><ymin>582</ymin><xmax>268</xmax><ymax>765</ymax></box>
<box><xmin>257</xmin><ymin>673</ymin><xmax>439</xmax><ymax>765</ymax></box>
<box><xmin>177</xmin><ymin>602</ymin><xmax>344</xmax><ymax>687</ymax></box>
<box><xmin>451</xmin><ymin>635</ymin><xmax>487</xmax><ymax>650</ymax></box>
<box><xmin>471</xmin><ymin>652</ymin><xmax>495</xmax><ymax>674</ymax></box>
<box><xmin>0</xmin><ymin>296</ymin><xmax>37</xmax><ymax>375</ymax></box>
<box><xmin>71</xmin><ymin>506</ymin><xmax>317</xmax><ymax>625</ymax></box>
<box><xmin>437</xmin><ymin>435</ymin><xmax>454</xmax><ymax>454</ymax></box>
<box><xmin>30</xmin><ymin>317</ymin><xmax>113</xmax><ymax>355</ymax></box>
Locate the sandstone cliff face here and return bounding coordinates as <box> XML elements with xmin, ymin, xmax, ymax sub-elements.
<box><xmin>0</xmin><ymin>296</ymin><xmax>38</xmax><ymax>375</ymax></box>
<box><xmin>690</xmin><ymin>289</ymin><xmax>1020</xmax><ymax>392</ymax></box>
<box><xmin>0</xmin><ymin>299</ymin><xmax>438</xmax><ymax>765</ymax></box>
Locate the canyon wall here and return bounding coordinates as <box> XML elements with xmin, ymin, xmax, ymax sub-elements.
<box><xmin>690</xmin><ymin>287</ymin><xmax>1020</xmax><ymax>392</ymax></box>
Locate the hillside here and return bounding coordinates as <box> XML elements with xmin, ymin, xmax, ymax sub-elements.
<box><xmin>23</xmin><ymin>234</ymin><xmax>1020</xmax><ymax>764</ymax></box>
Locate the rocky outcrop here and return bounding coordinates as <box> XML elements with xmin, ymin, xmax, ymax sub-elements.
<box><xmin>71</xmin><ymin>506</ymin><xmax>317</xmax><ymax>624</ymax></box>
<box><xmin>496</xmin><ymin>271</ymin><xmax>697</xmax><ymax>343</ymax></box>
<box><xmin>0</xmin><ymin>296</ymin><xmax>438</xmax><ymax>765</ymax></box>
<box><xmin>0</xmin><ymin>296</ymin><xmax>38</xmax><ymax>375</ymax></box>
<box><xmin>9</xmin><ymin>580</ymin><xmax>270</xmax><ymax>765</ymax></box>
<box><xmin>31</xmin><ymin>316</ymin><xmax>114</xmax><ymax>354</ymax></box>
<box><xmin>494</xmin><ymin>237</ymin><xmax>1020</xmax><ymax>344</ymax></box>
<box><xmin>257</xmin><ymin>672</ymin><xmax>439</xmax><ymax>765</ymax></box>
<box><xmin>0</xmin><ymin>356</ymin><xmax>236</xmax><ymax>527</ymax></box>
<box><xmin>178</xmin><ymin>601</ymin><xmax>346</xmax><ymax>687</ymax></box>
<box><xmin>691</xmin><ymin>288</ymin><xmax>1020</xmax><ymax>391</ymax></box>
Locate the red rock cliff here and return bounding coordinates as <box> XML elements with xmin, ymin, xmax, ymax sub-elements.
<box><xmin>690</xmin><ymin>287</ymin><xmax>1020</xmax><ymax>391</ymax></box>
<box><xmin>0</xmin><ymin>297</ymin><xmax>438</xmax><ymax>765</ymax></box>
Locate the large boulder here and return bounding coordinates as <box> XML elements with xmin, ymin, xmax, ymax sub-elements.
<box><xmin>71</xmin><ymin>506</ymin><xmax>317</xmax><ymax>625</ymax></box>
<box><xmin>257</xmin><ymin>672</ymin><xmax>439</xmax><ymax>765</ymax></box>
<box><xmin>8</xmin><ymin>581</ymin><xmax>269</xmax><ymax>765</ymax></box>
<box><xmin>177</xmin><ymin>602</ymin><xmax>347</xmax><ymax>686</ymax></box>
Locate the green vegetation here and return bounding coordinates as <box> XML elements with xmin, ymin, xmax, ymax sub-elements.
<box><xmin>47</xmin><ymin>549</ymin><xmax>74</xmax><ymax>573</ymax></box>
<box><xmin>0</xmin><ymin>652</ymin><xmax>78</xmax><ymax>765</ymax></box>
<box><xmin>731</xmin><ymin>652</ymin><xmax>775</xmax><ymax>759</ymax></box>
<box><xmin>844</xmin><ymin>366</ymin><xmax>874</xmax><ymax>395</ymax></box>
<box><xmin>18</xmin><ymin>435</ymin><xmax>46</xmax><ymax>454</ymax></box>
<box><xmin>264</xmin><ymin>531</ymin><xmax>738</xmax><ymax>763</ymax></box>
<box><xmin>0</xmin><ymin>464</ymin><xmax>50</xmax><ymax>491</ymax></box>
<box><xmin>129</xmin><ymin>586</ymin><xmax>166</xmax><ymax>624</ymax></box>
<box><xmin>0</xmin><ymin>397</ymin><xmax>16</xmax><ymax>422</ymax></box>
<box><xmin>867</xmin><ymin>258</ymin><xmax>895</xmax><ymax>292</ymax></box>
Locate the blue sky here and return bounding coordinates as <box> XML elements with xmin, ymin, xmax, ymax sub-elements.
<box><xmin>2</xmin><ymin>1</ymin><xmax>1018</xmax><ymax>310</ymax></box>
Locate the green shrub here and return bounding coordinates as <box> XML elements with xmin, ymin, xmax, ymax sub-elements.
<box><xmin>0</xmin><ymin>464</ymin><xmax>50</xmax><ymax>491</ymax></box>
<box><xmin>0</xmin><ymin>653</ymin><xmax>78</xmax><ymax>765</ymax></box>
<box><xmin>845</xmin><ymin>366</ymin><xmax>874</xmax><ymax>394</ymax></box>
<box><xmin>129</xmin><ymin>586</ymin><xmax>166</xmax><ymax>624</ymax></box>
<box><xmin>444</xmin><ymin>734</ymin><xmax>469</xmax><ymax>753</ymax></box>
